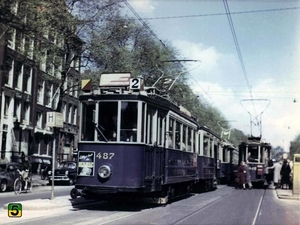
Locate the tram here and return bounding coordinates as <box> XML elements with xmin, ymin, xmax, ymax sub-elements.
<box><xmin>70</xmin><ymin>73</ymin><xmax>220</xmax><ymax>203</ymax></box>
<box><xmin>219</xmin><ymin>140</ymin><xmax>239</xmax><ymax>185</ymax></box>
<box><xmin>238</xmin><ymin>136</ymin><xmax>272</xmax><ymax>187</ymax></box>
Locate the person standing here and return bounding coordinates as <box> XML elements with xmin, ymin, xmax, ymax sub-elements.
<box><xmin>244</xmin><ymin>160</ymin><xmax>253</xmax><ymax>189</ymax></box>
<box><xmin>273</xmin><ymin>159</ymin><xmax>282</xmax><ymax>189</ymax></box>
<box><xmin>280</xmin><ymin>159</ymin><xmax>291</xmax><ymax>189</ymax></box>
<box><xmin>237</xmin><ymin>161</ymin><xmax>246</xmax><ymax>190</ymax></box>
<box><xmin>267</xmin><ymin>158</ymin><xmax>274</xmax><ymax>185</ymax></box>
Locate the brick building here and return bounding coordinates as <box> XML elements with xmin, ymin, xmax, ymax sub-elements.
<box><xmin>0</xmin><ymin>1</ymin><xmax>81</xmax><ymax>173</ymax></box>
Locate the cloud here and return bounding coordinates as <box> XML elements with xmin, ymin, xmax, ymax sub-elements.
<box><xmin>174</xmin><ymin>39</ymin><xmax>300</xmax><ymax>151</ymax></box>
<box><xmin>128</xmin><ymin>0</ymin><xmax>155</xmax><ymax>14</ymax></box>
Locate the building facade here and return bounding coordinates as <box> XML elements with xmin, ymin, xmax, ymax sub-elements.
<box><xmin>0</xmin><ymin>1</ymin><xmax>80</xmax><ymax>173</ymax></box>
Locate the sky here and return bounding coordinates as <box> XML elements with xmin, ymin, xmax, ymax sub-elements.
<box><xmin>126</xmin><ymin>0</ymin><xmax>300</xmax><ymax>151</ymax></box>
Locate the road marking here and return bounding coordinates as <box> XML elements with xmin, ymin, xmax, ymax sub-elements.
<box><xmin>252</xmin><ymin>195</ymin><xmax>263</xmax><ymax>225</ymax></box>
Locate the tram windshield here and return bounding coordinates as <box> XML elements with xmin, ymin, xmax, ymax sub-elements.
<box><xmin>81</xmin><ymin>101</ymin><xmax>138</xmax><ymax>142</ymax></box>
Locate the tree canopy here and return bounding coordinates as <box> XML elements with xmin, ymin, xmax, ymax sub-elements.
<box><xmin>0</xmin><ymin>0</ymin><xmax>246</xmax><ymax>146</ymax></box>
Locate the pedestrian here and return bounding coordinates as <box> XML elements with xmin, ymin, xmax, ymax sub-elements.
<box><xmin>244</xmin><ymin>160</ymin><xmax>253</xmax><ymax>189</ymax></box>
<box><xmin>280</xmin><ymin>159</ymin><xmax>291</xmax><ymax>189</ymax></box>
<box><xmin>268</xmin><ymin>159</ymin><xmax>282</xmax><ymax>189</ymax></box>
<box><xmin>21</xmin><ymin>151</ymin><xmax>26</xmax><ymax>163</ymax></box>
<box><xmin>237</xmin><ymin>161</ymin><xmax>246</xmax><ymax>190</ymax></box>
<box><xmin>267</xmin><ymin>158</ymin><xmax>274</xmax><ymax>185</ymax></box>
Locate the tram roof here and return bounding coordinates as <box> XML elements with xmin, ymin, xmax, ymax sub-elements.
<box><xmin>80</xmin><ymin>74</ymin><xmax>199</xmax><ymax>124</ymax></box>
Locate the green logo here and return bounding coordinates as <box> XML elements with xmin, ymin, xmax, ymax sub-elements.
<box><xmin>8</xmin><ymin>203</ymin><xmax>22</xmax><ymax>218</ymax></box>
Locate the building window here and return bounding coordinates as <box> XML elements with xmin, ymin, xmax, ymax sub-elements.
<box><xmin>4</xmin><ymin>96</ymin><xmax>10</xmax><ymax>118</ymax></box>
<box><xmin>23</xmin><ymin>65</ymin><xmax>32</xmax><ymax>94</ymax></box>
<box><xmin>36</xmin><ymin>111</ymin><xmax>42</xmax><ymax>129</ymax></box>
<box><xmin>73</xmin><ymin>106</ymin><xmax>77</xmax><ymax>125</ymax></box>
<box><xmin>63</xmin><ymin>102</ymin><xmax>67</xmax><ymax>122</ymax></box>
<box><xmin>4</xmin><ymin>56</ymin><xmax>14</xmax><ymax>87</ymax></box>
<box><xmin>14</xmin><ymin>99</ymin><xmax>21</xmax><ymax>122</ymax></box>
<box><xmin>24</xmin><ymin>35</ymin><xmax>33</xmax><ymax>59</ymax></box>
<box><xmin>37</xmin><ymin>80</ymin><xmax>44</xmax><ymax>105</ymax></box>
<box><xmin>68</xmin><ymin>104</ymin><xmax>72</xmax><ymax>124</ymax></box>
<box><xmin>15</xmin><ymin>30</ymin><xmax>24</xmax><ymax>53</ymax></box>
<box><xmin>45</xmin><ymin>83</ymin><xmax>52</xmax><ymax>107</ymax></box>
<box><xmin>14</xmin><ymin>61</ymin><xmax>23</xmax><ymax>90</ymax></box>
<box><xmin>23</xmin><ymin>102</ymin><xmax>30</xmax><ymax>124</ymax></box>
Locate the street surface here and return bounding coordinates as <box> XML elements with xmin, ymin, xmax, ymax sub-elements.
<box><xmin>0</xmin><ymin>185</ymin><xmax>299</xmax><ymax>225</ymax></box>
<box><xmin>0</xmin><ymin>185</ymin><xmax>72</xmax><ymax>207</ymax></box>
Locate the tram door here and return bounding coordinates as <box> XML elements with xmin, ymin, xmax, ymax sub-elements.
<box><xmin>214</xmin><ymin>142</ymin><xmax>220</xmax><ymax>183</ymax></box>
<box><xmin>144</xmin><ymin>108</ymin><xmax>166</xmax><ymax>192</ymax></box>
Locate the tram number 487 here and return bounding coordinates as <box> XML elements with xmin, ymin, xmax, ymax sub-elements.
<box><xmin>96</xmin><ymin>152</ymin><xmax>115</xmax><ymax>160</ymax></box>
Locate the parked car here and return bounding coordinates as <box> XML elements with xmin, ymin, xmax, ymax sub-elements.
<box><xmin>48</xmin><ymin>161</ymin><xmax>77</xmax><ymax>185</ymax></box>
<box><xmin>0</xmin><ymin>163</ymin><xmax>21</xmax><ymax>192</ymax></box>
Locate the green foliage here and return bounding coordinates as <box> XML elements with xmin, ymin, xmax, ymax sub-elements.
<box><xmin>0</xmin><ymin>0</ymin><xmax>246</xmax><ymax>141</ymax></box>
<box><xmin>290</xmin><ymin>134</ymin><xmax>300</xmax><ymax>159</ymax></box>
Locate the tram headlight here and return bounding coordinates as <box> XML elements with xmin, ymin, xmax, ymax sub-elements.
<box><xmin>98</xmin><ymin>165</ymin><xmax>112</xmax><ymax>179</ymax></box>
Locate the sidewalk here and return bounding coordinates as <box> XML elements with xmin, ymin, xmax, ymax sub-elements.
<box><xmin>275</xmin><ymin>188</ymin><xmax>300</xmax><ymax>201</ymax></box>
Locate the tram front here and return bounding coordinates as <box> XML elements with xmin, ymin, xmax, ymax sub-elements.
<box><xmin>239</xmin><ymin>136</ymin><xmax>272</xmax><ymax>187</ymax></box>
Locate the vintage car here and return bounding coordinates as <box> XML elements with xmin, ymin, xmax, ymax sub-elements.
<box><xmin>48</xmin><ymin>161</ymin><xmax>77</xmax><ymax>185</ymax></box>
<box><xmin>0</xmin><ymin>163</ymin><xmax>21</xmax><ymax>192</ymax></box>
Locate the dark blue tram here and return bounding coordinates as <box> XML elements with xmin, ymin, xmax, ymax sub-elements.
<box><xmin>71</xmin><ymin>73</ymin><xmax>221</xmax><ymax>203</ymax></box>
<box><xmin>219</xmin><ymin>140</ymin><xmax>238</xmax><ymax>185</ymax></box>
<box><xmin>238</xmin><ymin>136</ymin><xmax>272</xmax><ymax>186</ymax></box>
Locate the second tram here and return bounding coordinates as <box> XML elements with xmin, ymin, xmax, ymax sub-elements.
<box><xmin>239</xmin><ymin>136</ymin><xmax>272</xmax><ymax>187</ymax></box>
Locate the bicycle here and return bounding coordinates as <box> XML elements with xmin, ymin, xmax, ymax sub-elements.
<box><xmin>14</xmin><ymin>169</ymin><xmax>32</xmax><ymax>194</ymax></box>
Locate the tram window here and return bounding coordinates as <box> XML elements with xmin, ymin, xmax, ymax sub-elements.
<box><xmin>146</xmin><ymin>108</ymin><xmax>154</xmax><ymax>144</ymax></box>
<box><xmin>157</xmin><ymin>114</ymin><xmax>165</xmax><ymax>146</ymax></box>
<box><xmin>175</xmin><ymin>121</ymin><xmax>181</xmax><ymax>150</ymax></box>
<box><xmin>191</xmin><ymin>130</ymin><xmax>196</xmax><ymax>152</ymax></box>
<box><xmin>141</xmin><ymin>103</ymin><xmax>146</xmax><ymax>143</ymax></box>
<box><xmin>98</xmin><ymin>102</ymin><xmax>118</xmax><ymax>142</ymax></box>
<box><xmin>203</xmin><ymin>137</ymin><xmax>209</xmax><ymax>156</ymax></box>
<box><xmin>248</xmin><ymin>148</ymin><xmax>258</xmax><ymax>162</ymax></box>
<box><xmin>181</xmin><ymin>125</ymin><xmax>187</xmax><ymax>151</ymax></box>
<box><xmin>187</xmin><ymin>127</ymin><xmax>192</xmax><ymax>152</ymax></box>
<box><xmin>81</xmin><ymin>102</ymin><xmax>95</xmax><ymax>141</ymax></box>
<box><xmin>209</xmin><ymin>139</ymin><xmax>213</xmax><ymax>157</ymax></box>
<box><xmin>120</xmin><ymin>102</ymin><xmax>137</xmax><ymax>142</ymax></box>
<box><xmin>168</xmin><ymin>118</ymin><xmax>174</xmax><ymax>148</ymax></box>
<box><xmin>157</xmin><ymin>115</ymin><xmax>161</xmax><ymax>145</ymax></box>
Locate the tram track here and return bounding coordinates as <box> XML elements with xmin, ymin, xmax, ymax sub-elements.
<box><xmin>172</xmin><ymin>189</ymin><xmax>235</xmax><ymax>225</ymax></box>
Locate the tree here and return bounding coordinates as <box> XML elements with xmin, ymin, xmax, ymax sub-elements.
<box><xmin>290</xmin><ymin>134</ymin><xmax>300</xmax><ymax>159</ymax></box>
<box><xmin>0</xmin><ymin>0</ymin><xmax>123</xmax><ymax>112</ymax></box>
<box><xmin>271</xmin><ymin>146</ymin><xmax>285</xmax><ymax>161</ymax></box>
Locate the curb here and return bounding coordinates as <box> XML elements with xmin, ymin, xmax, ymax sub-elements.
<box><xmin>275</xmin><ymin>189</ymin><xmax>300</xmax><ymax>201</ymax></box>
<box><xmin>3</xmin><ymin>195</ymin><xmax>97</xmax><ymax>210</ymax></box>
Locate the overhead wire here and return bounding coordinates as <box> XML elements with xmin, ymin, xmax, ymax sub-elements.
<box><xmin>122</xmin><ymin>0</ymin><xmax>218</xmax><ymax>107</ymax></box>
<box><xmin>140</xmin><ymin>7</ymin><xmax>300</xmax><ymax>20</ymax></box>
<box><xmin>222</xmin><ymin>0</ymin><xmax>264</xmax><ymax>134</ymax></box>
